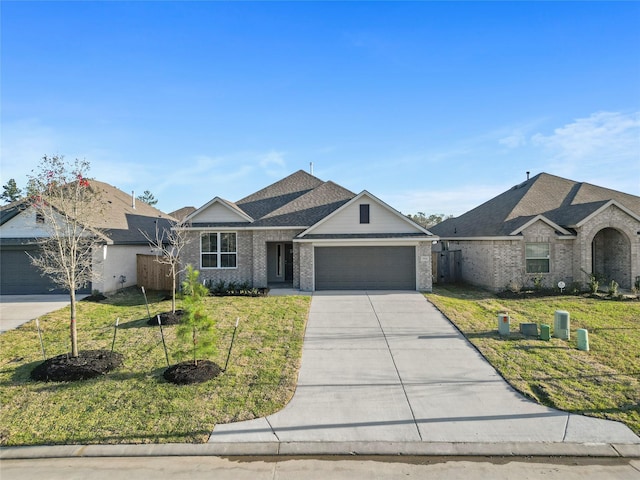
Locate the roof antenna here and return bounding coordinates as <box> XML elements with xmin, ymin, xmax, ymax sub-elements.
<box><xmin>526</xmin><ymin>171</ymin><xmax>530</xmax><ymax>180</ymax></box>
<box><xmin>132</xmin><ymin>191</ymin><xmax>136</xmax><ymax>209</ymax></box>
<box><xmin>310</xmin><ymin>162</ymin><xmax>314</xmax><ymax>176</ymax></box>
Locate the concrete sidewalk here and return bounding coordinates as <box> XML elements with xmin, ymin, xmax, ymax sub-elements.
<box><xmin>208</xmin><ymin>291</ymin><xmax>640</xmax><ymax>454</ymax></box>
<box><xmin>0</xmin><ymin>295</ymin><xmax>85</xmax><ymax>333</ymax></box>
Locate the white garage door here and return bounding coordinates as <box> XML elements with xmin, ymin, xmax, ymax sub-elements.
<box><xmin>315</xmin><ymin>246</ymin><xmax>416</xmax><ymax>290</ymax></box>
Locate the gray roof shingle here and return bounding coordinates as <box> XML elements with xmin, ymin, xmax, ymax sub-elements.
<box><xmin>1</xmin><ymin>180</ymin><xmax>176</xmax><ymax>245</ymax></box>
<box><xmin>235</xmin><ymin>170</ymin><xmax>325</xmax><ymax>220</ymax></box>
<box><xmin>192</xmin><ymin>170</ymin><xmax>357</xmax><ymax>228</ymax></box>
<box><xmin>430</xmin><ymin>173</ymin><xmax>640</xmax><ymax>237</ymax></box>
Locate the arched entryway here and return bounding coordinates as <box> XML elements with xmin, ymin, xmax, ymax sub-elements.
<box><xmin>592</xmin><ymin>227</ymin><xmax>631</xmax><ymax>289</ymax></box>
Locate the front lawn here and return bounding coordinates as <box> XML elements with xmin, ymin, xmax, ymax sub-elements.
<box><xmin>0</xmin><ymin>289</ymin><xmax>310</xmax><ymax>446</ymax></box>
<box><xmin>426</xmin><ymin>285</ymin><xmax>640</xmax><ymax>436</ymax></box>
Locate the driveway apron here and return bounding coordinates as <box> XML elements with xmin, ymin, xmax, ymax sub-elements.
<box><xmin>209</xmin><ymin>291</ymin><xmax>640</xmax><ymax>445</ymax></box>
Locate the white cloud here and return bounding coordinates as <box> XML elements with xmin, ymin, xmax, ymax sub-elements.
<box><xmin>499</xmin><ymin>132</ymin><xmax>527</xmax><ymax>148</ymax></box>
<box><xmin>259</xmin><ymin>150</ymin><xmax>287</xmax><ymax>177</ymax></box>
<box><xmin>531</xmin><ymin>111</ymin><xmax>640</xmax><ymax>173</ymax></box>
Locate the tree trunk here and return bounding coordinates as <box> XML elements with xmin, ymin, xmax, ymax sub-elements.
<box><xmin>70</xmin><ymin>290</ymin><xmax>79</xmax><ymax>357</ymax></box>
<box><xmin>171</xmin><ymin>271</ymin><xmax>176</xmax><ymax>314</ymax></box>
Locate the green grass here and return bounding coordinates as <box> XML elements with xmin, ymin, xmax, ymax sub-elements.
<box><xmin>0</xmin><ymin>289</ymin><xmax>311</xmax><ymax>446</ymax></box>
<box><xmin>426</xmin><ymin>285</ymin><xmax>640</xmax><ymax>436</ymax></box>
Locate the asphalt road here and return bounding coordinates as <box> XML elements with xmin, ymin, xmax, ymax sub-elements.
<box><xmin>2</xmin><ymin>456</ymin><xmax>639</xmax><ymax>480</ymax></box>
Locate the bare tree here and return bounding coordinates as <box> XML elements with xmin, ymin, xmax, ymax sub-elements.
<box><xmin>27</xmin><ymin>155</ymin><xmax>105</xmax><ymax>358</ymax></box>
<box><xmin>140</xmin><ymin>219</ymin><xmax>192</xmax><ymax>314</ymax></box>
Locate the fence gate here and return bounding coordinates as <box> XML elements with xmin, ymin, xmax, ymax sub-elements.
<box><xmin>432</xmin><ymin>250</ymin><xmax>462</xmax><ymax>284</ymax></box>
<box><xmin>136</xmin><ymin>254</ymin><xmax>172</xmax><ymax>291</ymax></box>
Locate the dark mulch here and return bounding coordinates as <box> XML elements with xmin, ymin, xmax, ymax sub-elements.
<box><xmin>146</xmin><ymin>309</ymin><xmax>184</xmax><ymax>326</ymax></box>
<box><xmin>496</xmin><ymin>290</ymin><xmax>637</xmax><ymax>301</ymax></box>
<box><xmin>30</xmin><ymin>349</ymin><xmax>124</xmax><ymax>382</ymax></box>
<box><xmin>82</xmin><ymin>293</ymin><xmax>107</xmax><ymax>302</ymax></box>
<box><xmin>496</xmin><ymin>290</ymin><xmax>564</xmax><ymax>299</ymax></box>
<box><xmin>163</xmin><ymin>360</ymin><xmax>222</xmax><ymax>385</ymax></box>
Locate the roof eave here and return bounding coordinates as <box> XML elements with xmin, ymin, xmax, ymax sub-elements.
<box><xmin>509</xmin><ymin>214</ymin><xmax>573</xmax><ymax>236</ymax></box>
<box><xmin>299</xmin><ymin>190</ymin><xmax>434</xmax><ymax>238</ymax></box>
<box><xmin>574</xmin><ymin>200</ymin><xmax>640</xmax><ymax>227</ymax></box>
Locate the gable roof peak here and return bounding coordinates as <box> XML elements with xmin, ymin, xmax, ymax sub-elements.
<box><xmin>235</xmin><ymin>169</ymin><xmax>325</xmax><ymax>220</ymax></box>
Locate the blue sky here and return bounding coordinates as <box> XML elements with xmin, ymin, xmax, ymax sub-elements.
<box><xmin>2</xmin><ymin>1</ymin><xmax>639</xmax><ymax>216</ymax></box>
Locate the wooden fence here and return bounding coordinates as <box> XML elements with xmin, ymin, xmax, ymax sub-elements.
<box><xmin>432</xmin><ymin>250</ymin><xmax>462</xmax><ymax>284</ymax></box>
<box><xmin>136</xmin><ymin>254</ymin><xmax>172</xmax><ymax>291</ymax></box>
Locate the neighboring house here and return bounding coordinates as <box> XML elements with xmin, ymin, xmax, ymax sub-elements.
<box><xmin>169</xmin><ymin>206</ymin><xmax>196</xmax><ymax>222</ymax></box>
<box><xmin>429</xmin><ymin>173</ymin><xmax>640</xmax><ymax>292</ymax></box>
<box><xmin>0</xmin><ymin>181</ymin><xmax>175</xmax><ymax>295</ymax></box>
<box><xmin>179</xmin><ymin>170</ymin><xmax>437</xmax><ymax>291</ymax></box>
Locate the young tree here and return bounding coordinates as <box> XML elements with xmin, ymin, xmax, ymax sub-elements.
<box><xmin>27</xmin><ymin>155</ymin><xmax>104</xmax><ymax>358</ymax></box>
<box><xmin>1</xmin><ymin>178</ymin><xmax>23</xmax><ymax>203</ymax></box>
<box><xmin>137</xmin><ymin>190</ymin><xmax>158</xmax><ymax>206</ymax></box>
<box><xmin>178</xmin><ymin>265</ymin><xmax>217</xmax><ymax>366</ymax></box>
<box><xmin>140</xmin><ymin>220</ymin><xmax>192</xmax><ymax>314</ymax></box>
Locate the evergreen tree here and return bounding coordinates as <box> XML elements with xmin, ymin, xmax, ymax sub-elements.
<box><xmin>137</xmin><ymin>190</ymin><xmax>158</xmax><ymax>206</ymax></box>
<box><xmin>1</xmin><ymin>178</ymin><xmax>22</xmax><ymax>203</ymax></box>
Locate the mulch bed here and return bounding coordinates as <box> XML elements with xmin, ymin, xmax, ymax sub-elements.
<box><xmin>163</xmin><ymin>360</ymin><xmax>222</xmax><ymax>385</ymax></box>
<box><xmin>147</xmin><ymin>309</ymin><xmax>184</xmax><ymax>326</ymax></box>
<box><xmin>81</xmin><ymin>293</ymin><xmax>107</xmax><ymax>302</ymax></box>
<box><xmin>30</xmin><ymin>349</ymin><xmax>124</xmax><ymax>382</ymax></box>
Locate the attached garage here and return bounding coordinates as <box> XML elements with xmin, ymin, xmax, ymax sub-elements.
<box><xmin>0</xmin><ymin>245</ymin><xmax>62</xmax><ymax>294</ymax></box>
<box><xmin>0</xmin><ymin>245</ymin><xmax>91</xmax><ymax>295</ymax></box>
<box><xmin>315</xmin><ymin>246</ymin><xmax>416</xmax><ymax>290</ymax></box>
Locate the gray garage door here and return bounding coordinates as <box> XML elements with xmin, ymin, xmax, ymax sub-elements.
<box><xmin>315</xmin><ymin>246</ymin><xmax>416</xmax><ymax>290</ymax></box>
<box><xmin>0</xmin><ymin>246</ymin><xmax>90</xmax><ymax>294</ymax></box>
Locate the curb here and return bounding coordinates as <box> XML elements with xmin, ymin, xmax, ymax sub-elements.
<box><xmin>2</xmin><ymin>441</ymin><xmax>639</xmax><ymax>459</ymax></box>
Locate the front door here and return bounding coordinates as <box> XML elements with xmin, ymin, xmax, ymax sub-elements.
<box><xmin>284</xmin><ymin>243</ymin><xmax>294</xmax><ymax>282</ymax></box>
<box><xmin>267</xmin><ymin>242</ymin><xmax>294</xmax><ymax>285</ymax></box>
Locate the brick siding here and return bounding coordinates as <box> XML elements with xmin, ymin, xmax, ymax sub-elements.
<box><xmin>436</xmin><ymin>204</ymin><xmax>640</xmax><ymax>292</ymax></box>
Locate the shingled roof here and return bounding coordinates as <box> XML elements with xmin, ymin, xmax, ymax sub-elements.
<box><xmin>189</xmin><ymin>170</ymin><xmax>356</xmax><ymax>228</ymax></box>
<box><xmin>0</xmin><ymin>180</ymin><xmax>176</xmax><ymax>245</ymax></box>
<box><xmin>89</xmin><ymin>181</ymin><xmax>176</xmax><ymax>244</ymax></box>
<box><xmin>235</xmin><ymin>170</ymin><xmax>326</xmax><ymax>220</ymax></box>
<box><xmin>430</xmin><ymin>173</ymin><xmax>640</xmax><ymax>237</ymax></box>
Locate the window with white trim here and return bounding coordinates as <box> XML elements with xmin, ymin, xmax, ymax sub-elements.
<box><xmin>525</xmin><ymin>243</ymin><xmax>549</xmax><ymax>273</ymax></box>
<box><xmin>201</xmin><ymin>232</ymin><xmax>237</xmax><ymax>269</ymax></box>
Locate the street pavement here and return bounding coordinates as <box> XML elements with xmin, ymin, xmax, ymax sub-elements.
<box><xmin>2</xmin><ymin>456</ymin><xmax>640</xmax><ymax>480</ymax></box>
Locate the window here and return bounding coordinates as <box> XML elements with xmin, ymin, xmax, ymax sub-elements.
<box><xmin>276</xmin><ymin>244</ymin><xmax>283</xmax><ymax>277</ymax></box>
<box><xmin>360</xmin><ymin>204</ymin><xmax>370</xmax><ymax>224</ymax></box>
<box><xmin>201</xmin><ymin>232</ymin><xmax>237</xmax><ymax>269</ymax></box>
<box><xmin>35</xmin><ymin>213</ymin><xmax>45</xmax><ymax>224</ymax></box>
<box><xmin>525</xmin><ymin>243</ymin><xmax>549</xmax><ymax>273</ymax></box>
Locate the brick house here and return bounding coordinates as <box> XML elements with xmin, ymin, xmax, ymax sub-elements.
<box><xmin>429</xmin><ymin>173</ymin><xmax>640</xmax><ymax>292</ymax></box>
<box><xmin>178</xmin><ymin>170</ymin><xmax>437</xmax><ymax>291</ymax></box>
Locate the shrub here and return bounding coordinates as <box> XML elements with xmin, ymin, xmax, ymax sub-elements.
<box><xmin>531</xmin><ymin>274</ymin><xmax>545</xmax><ymax>291</ymax></box>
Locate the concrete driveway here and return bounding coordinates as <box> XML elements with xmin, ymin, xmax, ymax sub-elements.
<box><xmin>0</xmin><ymin>295</ymin><xmax>81</xmax><ymax>333</ymax></box>
<box><xmin>210</xmin><ymin>291</ymin><xmax>640</xmax><ymax>449</ymax></box>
